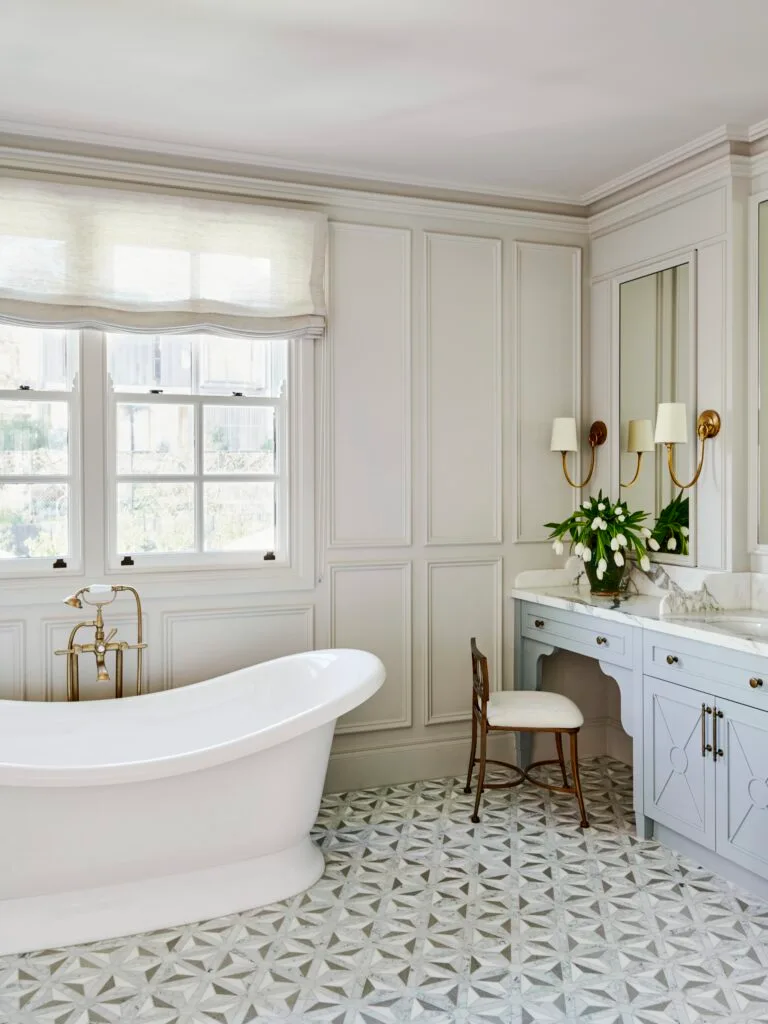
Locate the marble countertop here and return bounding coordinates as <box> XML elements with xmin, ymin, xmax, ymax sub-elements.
<box><xmin>508</xmin><ymin>582</ymin><xmax>768</xmax><ymax>659</ymax></box>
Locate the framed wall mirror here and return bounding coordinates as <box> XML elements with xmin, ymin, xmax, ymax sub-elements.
<box><xmin>616</xmin><ymin>255</ymin><xmax>697</xmax><ymax>563</ymax></box>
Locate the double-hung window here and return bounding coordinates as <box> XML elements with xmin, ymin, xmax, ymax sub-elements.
<box><xmin>106</xmin><ymin>332</ymin><xmax>288</xmax><ymax>568</ymax></box>
<box><xmin>0</xmin><ymin>325</ymin><xmax>80</xmax><ymax>571</ymax></box>
<box><xmin>0</xmin><ymin>175</ymin><xmax>326</xmax><ymax>586</ymax></box>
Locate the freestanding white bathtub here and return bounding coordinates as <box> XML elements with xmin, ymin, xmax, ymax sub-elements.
<box><xmin>0</xmin><ymin>648</ymin><xmax>385</xmax><ymax>955</ymax></box>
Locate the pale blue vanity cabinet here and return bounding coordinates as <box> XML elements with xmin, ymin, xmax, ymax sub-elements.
<box><xmin>643</xmin><ymin>673</ymin><xmax>715</xmax><ymax>849</ymax></box>
<box><xmin>643</xmin><ymin>629</ymin><xmax>768</xmax><ymax>888</ymax></box>
<box><xmin>513</xmin><ymin>592</ymin><xmax>768</xmax><ymax>899</ymax></box>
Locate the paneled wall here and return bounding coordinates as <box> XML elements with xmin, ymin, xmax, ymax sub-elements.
<box><xmin>0</xmin><ymin>183</ymin><xmax>590</xmax><ymax>792</ymax></box>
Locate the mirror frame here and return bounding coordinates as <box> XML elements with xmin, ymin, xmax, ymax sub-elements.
<box><xmin>610</xmin><ymin>249</ymin><xmax>698</xmax><ymax>567</ymax></box>
<box><xmin>749</xmin><ymin>189</ymin><xmax>768</xmax><ymax>560</ymax></box>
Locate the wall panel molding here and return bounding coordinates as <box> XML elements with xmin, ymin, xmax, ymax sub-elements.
<box><xmin>425</xmin><ymin>558</ymin><xmax>502</xmax><ymax>725</ymax></box>
<box><xmin>513</xmin><ymin>241</ymin><xmax>582</xmax><ymax>542</ymax></box>
<box><xmin>425</xmin><ymin>231</ymin><xmax>502</xmax><ymax>545</ymax></box>
<box><xmin>327</xmin><ymin>223</ymin><xmax>412</xmax><ymax>548</ymax></box>
<box><xmin>0</xmin><ymin>620</ymin><xmax>25</xmax><ymax>700</ymax></box>
<box><xmin>162</xmin><ymin>605</ymin><xmax>314</xmax><ymax>689</ymax></box>
<box><xmin>330</xmin><ymin>561</ymin><xmax>412</xmax><ymax>733</ymax></box>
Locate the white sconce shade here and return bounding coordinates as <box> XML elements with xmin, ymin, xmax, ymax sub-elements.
<box><xmin>655</xmin><ymin>403</ymin><xmax>688</xmax><ymax>444</ymax></box>
<box><xmin>550</xmin><ymin>417</ymin><xmax>578</xmax><ymax>452</ymax></box>
<box><xmin>627</xmin><ymin>418</ymin><xmax>654</xmax><ymax>453</ymax></box>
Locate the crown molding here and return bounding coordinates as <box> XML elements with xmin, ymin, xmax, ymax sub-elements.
<box><xmin>0</xmin><ymin>118</ymin><xmax>580</xmax><ymax>207</ymax></box>
<box><xmin>588</xmin><ymin>153</ymin><xmax>739</xmax><ymax>237</ymax></box>
<box><xmin>0</xmin><ymin>140</ymin><xmax>589</xmax><ymax>234</ymax></box>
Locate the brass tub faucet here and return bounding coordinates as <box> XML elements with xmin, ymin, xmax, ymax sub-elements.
<box><xmin>56</xmin><ymin>585</ymin><xmax>146</xmax><ymax>701</ymax></box>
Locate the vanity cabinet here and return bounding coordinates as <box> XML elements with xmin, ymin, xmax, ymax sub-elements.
<box><xmin>643</xmin><ymin>631</ymin><xmax>768</xmax><ymax>883</ymax></box>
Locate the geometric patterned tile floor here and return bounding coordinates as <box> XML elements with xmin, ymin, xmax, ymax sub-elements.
<box><xmin>2</xmin><ymin>758</ymin><xmax>768</xmax><ymax>1024</ymax></box>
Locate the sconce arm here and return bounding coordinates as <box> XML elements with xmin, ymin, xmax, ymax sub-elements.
<box><xmin>561</xmin><ymin>446</ymin><xmax>597</xmax><ymax>489</ymax></box>
<box><xmin>620</xmin><ymin>452</ymin><xmax>644</xmax><ymax>489</ymax></box>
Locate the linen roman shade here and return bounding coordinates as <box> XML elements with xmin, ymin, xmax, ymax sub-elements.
<box><xmin>0</xmin><ymin>177</ymin><xmax>327</xmax><ymax>337</ymax></box>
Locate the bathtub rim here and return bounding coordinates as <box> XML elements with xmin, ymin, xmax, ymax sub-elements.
<box><xmin>0</xmin><ymin>648</ymin><xmax>385</xmax><ymax>788</ymax></box>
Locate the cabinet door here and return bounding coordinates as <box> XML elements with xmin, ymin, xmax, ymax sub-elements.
<box><xmin>643</xmin><ymin>676</ymin><xmax>716</xmax><ymax>849</ymax></box>
<box><xmin>715</xmin><ymin>698</ymin><xmax>768</xmax><ymax>880</ymax></box>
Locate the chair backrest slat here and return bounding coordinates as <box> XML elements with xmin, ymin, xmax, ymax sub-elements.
<box><xmin>470</xmin><ymin>636</ymin><xmax>490</xmax><ymax>707</ymax></box>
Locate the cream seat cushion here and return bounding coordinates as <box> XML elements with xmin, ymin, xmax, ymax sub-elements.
<box><xmin>486</xmin><ymin>690</ymin><xmax>583</xmax><ymax>730</ymax></box>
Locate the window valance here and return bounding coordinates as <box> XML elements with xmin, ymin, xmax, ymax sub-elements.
<box><xmin>0</xmin><ymin>177</ymin><xmax>327</xmax><ymax>337</ymax></box>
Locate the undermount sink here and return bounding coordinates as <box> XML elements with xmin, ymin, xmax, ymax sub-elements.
<box><xmin>707</xmin><ymin>615</ymin><xmax>768</xmax><ymax>639</ymax></box>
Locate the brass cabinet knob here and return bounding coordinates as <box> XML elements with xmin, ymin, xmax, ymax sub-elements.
<box><xmin>666</xmin><ymin>654</ymin><xmax>679</xmax><ymax>665</ymax></box>
<box><xmin>749</xmin><ymin>677</ymin><xmax>764</xmax><ymax>689</ymax></box>
<box><xmin>596</xmin><ymin>636</ymin><xmax>608</xmax><ymax>646</ymax></box>
<box><xmin>534</xmin><ymin>619</ymin><xmax>545</xmax><ymax>628</ymax></box>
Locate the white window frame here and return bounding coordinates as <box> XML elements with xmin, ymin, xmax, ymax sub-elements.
<box><xmin>0</xmin><ymin>332</ymin><xmax>83</xmax><ymax>579</ymax></box>
<box><xmin>0</xmin><ymin>330</ymin><xmax>315</xmax><ymax>597</ymax></box>
<box><xmin>104</xmin><ymin>339</ymin><xmax>288</xmax><ymax>572</ymax></box>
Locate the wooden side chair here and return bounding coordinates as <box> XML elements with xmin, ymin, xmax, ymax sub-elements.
<box><xmin>465</xmin><ymin>638</ymin><xmax>589</xmax><ymax>828</ymax></box>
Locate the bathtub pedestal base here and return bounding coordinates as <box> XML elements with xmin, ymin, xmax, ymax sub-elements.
<box><xmin>0</xmin><ymin>837</ymin><xmax>324</xmax><ymax>956</ymax></box>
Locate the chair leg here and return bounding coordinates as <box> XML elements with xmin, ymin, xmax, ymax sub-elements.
<box><xmin>568</xmin><ymin>731</ymin><xmax>589</xmax><ymax>828</ymax></box>
<box><xmin>555</xmin><ymin>732</ymin><xmax>568</xmax><ymax>788</ymax></box>
<box><xmin>464</xmin><ymin>709</ymin><xmax>478</xmax><ymax>794</ymax></box>
<box><xmin>471</xmin><ymin>724</ymin><xmax>487</xmax><ymax>823</ymax></box>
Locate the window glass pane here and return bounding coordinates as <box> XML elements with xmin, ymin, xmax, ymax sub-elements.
<box><xmin>0</xmin><ymin>482</ymin><xmax>68</xmax><ymax>558</ymax></box>
<box><xmin>203</xmin><ymin>406</ymin><xmax>275</xmax><ymax>474</ymax></box>
<box><xmin>0</xmin><ymin>325</ymin><xmax>73</xmax><ymax>390</ymax></box>
<box><xmin>107</xmin><ymin>334</ymin><xmax>193</xmax><ymax>393</ymax></box>
<box><xmin>117</xmin><ymin>482</ymin><xmax>194</xmax><ymax>553</ymax></box>
<box><xmin>199</xmin><ymin>336</ymin><xmax>286</xmax><ymax>396</ymax></box>
<box><xmin>204</xmin><ymin>481</ymin><xmax>275</xmax><ymax>552</ymax></box>
<box><xmin>0</xmin><ymin>401</ymin><xmax>69</xmax><ymax>474</ymax></box>
<box><xmin>116</xmin><ymin>403</ymin><xmax>194</xmax><ymax>474</ymax></box>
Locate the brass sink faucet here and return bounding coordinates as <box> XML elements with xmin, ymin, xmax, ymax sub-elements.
<box><xmin>55</xmin><ymin>585</ymin><xmax>146</xmax><ymax>701</ymax></box>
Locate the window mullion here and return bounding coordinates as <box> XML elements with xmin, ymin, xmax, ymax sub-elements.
<box><xmin>195</xmin><ymin>399</ymin><xmax>204</xmax><ymax>554</ymax></box>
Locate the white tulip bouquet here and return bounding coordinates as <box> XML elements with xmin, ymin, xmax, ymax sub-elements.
<box><xmin>545</xmin><ymin>492</ymin><xmax>655</xmax><ymax>593</ymax></box>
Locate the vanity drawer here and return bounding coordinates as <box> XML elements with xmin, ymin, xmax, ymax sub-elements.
<box><xmin>520</xmin><ymin>603</ymin><xmax>633</xmax><ymax>668</ymax></box>
<box><xmin>644</xmin><ymin>631</ymin><xmax>768</xmax><ymax>707</ymax></box>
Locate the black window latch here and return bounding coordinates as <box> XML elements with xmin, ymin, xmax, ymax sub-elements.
<box><xmin>52</xmin><ymin>557</ymin><xmax>67</xmax><ymax>569</ymax></box>
<box><xmin>120</xmin><ymin>555</ymin><xmax>135</xmax><ymax>566</ymax></box>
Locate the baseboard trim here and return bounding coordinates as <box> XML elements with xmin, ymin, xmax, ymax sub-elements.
<box><xmin>324</xmin><ymin>733</ymin><xmax>514</xmax><ymax>793</ymax></box>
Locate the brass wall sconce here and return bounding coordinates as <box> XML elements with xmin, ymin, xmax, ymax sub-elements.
<box><xmin>620</xmin><ymin>418</ymin><xmax>654</xmax><ymax>488</ymax></box>
<box><xmin>654</xmin><ymin>402</ymin><xmax>721</xmax><ymax>489</ymax></box>
<box><xmin>550</xmin><ymin>417</ymin><xmax>608</xmax><ymax>489</ymax></box>
<box><xmin>56</xmin><ymin>584</ymin><xmax>146</xmax><ymax>701</ymax></box>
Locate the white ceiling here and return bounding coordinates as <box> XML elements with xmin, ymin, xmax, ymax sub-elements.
<box><xmin>1</xmin><ymin>0</ymin><xmax>767</xmax><ymax>202</ymax></box>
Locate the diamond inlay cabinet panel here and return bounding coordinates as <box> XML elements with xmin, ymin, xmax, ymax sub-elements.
<box><xmin>3</xmin><ymin>759</ymin><xmax>768</xmax><ymax>1024</ymax></box>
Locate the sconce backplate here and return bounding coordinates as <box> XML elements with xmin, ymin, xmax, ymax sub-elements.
<box><xmin>588</xmin><ymin>420</ymin><xmax>608</xmax><ymax>448</ymax></box>
<box><xmin>696</xmin><ymin>410</ymin><xmax>721</xmax><ymax>441</ymax></box>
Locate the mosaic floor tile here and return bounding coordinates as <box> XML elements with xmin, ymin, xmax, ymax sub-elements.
<box><xmin>1</xmin><ymin>758</ymin><xmax>767</xmax><ymax>1024</ymax></box>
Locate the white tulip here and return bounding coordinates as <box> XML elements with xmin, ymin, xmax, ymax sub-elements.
<box><xmin>617</xmin><ymin>533</ymin><xmax>628</xmax><ymax>547</ymax></box>
<box><xmin>614</xmin><ymin>506</ymin><xmax>622</xmax><ymax>515</ymax></box>
<box><xmin>598</xmin><ymin>558</ymin><xmax>607</xmax><ymax>572</ymax></box>
<box><xmin>553</xmin><ymin>540</ymin><xmax>564</xmax><ymax>555</ymax></box>
<box><xmin>667</xmin><ymin>537</ymin><xmax>677</xmax><ymax>551</ymax></box>
<box><xmin>599</xmin><ymin>519</ymin><xmax>607</xmax><ymax>530</ymax></box>
<box><xmin>640</xmin><ymin>555</ymin><xmax>651</xmax><ymax>572</ymax></box>
<box><xmin>574</xmin><ymin>542</ymin><xmax>584</xmax><ymax>556</ymax></box>
<box><xmin>598</xmin><ymin>503</ymin><xmax>605</xmax><ymax>511</ymax></box>
<box><xmin>591</xmin><ymin>517</ymin><xmax>601</xmax><ymax>530</ymax></box>
<box><xmin>681</xmin><ymin>526</ymin><xmax>689</xmax><ymax>537</ymax></box>
<box><xmin>583</xmin><ymin>548</ymin><xmax>592</xmax><ymax>562</ymax></box>
<box><xmin>618</xmin><ymin>515</ymin><xmax>626</xmax><ymax>522</ymax></box>
<box><xmin>648</xmin><ymin>538</ymin><xmax>660</xmax><ymax>551</ymax></box>
<box><xmin>614</xmin><ymin>551</ymin><xmax>624</xmax><ymax>567</ymax></box>
<box><xmin>641</xmin><ymin>528</ymin><xmax>652</xmax><ymax>539</ymax></box>
<box><xmin>610</xmin><ymin>537</ymin><xmax>619</xmax><ymax>551</ymax></box>
<box><xmin>596</xmin><ymin>569</ymin><xmax>605</xmax><ymax>581</ymax></box>
<box><xmin>582</xmin><ymin>501</ymin><xmax>590</xmax><ymax>509</ymax></box>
